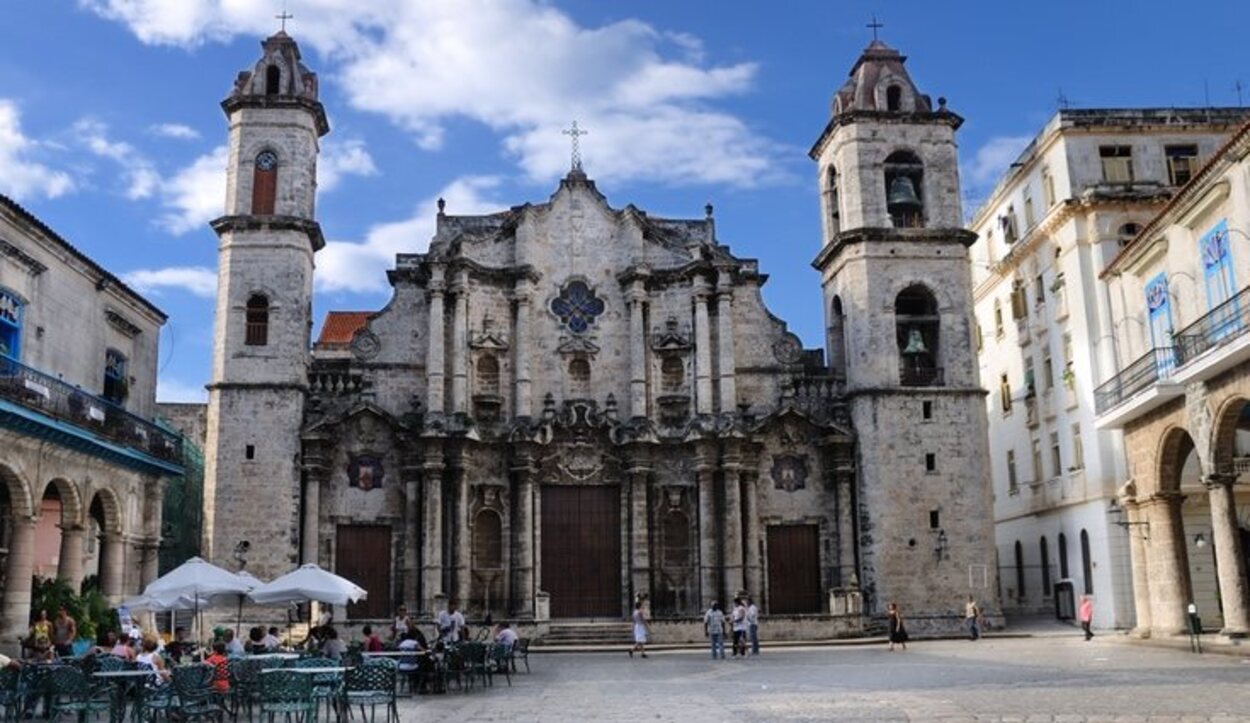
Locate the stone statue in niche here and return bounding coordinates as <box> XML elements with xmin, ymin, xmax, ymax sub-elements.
<box><xmin>771</xmin><ymin>454</ymin><xmax>808</xmax><ymax>492</ymax></box>
<box><xmin>347</xmin><ymin>455</ymin><xmax>385</xmax><ymax>491</ymax></box>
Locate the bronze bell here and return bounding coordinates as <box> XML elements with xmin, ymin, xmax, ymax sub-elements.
<box><xmin>888</xmin><ymin>176</ymin><xmax>922</xmax><ymax>209</ymax></box>
<box><xmin>902</xmin><ymin>328</ymin><xmax>928</xmax><ymax>355</ymax></box>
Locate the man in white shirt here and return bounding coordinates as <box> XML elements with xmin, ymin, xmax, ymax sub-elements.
<box><xmin>745</xmin><ymin>598</ymin><xmax>760</xmax><ymax>655</ymax></box>
<box><xmin>261</xmin><ymin>627</ymin><xmax>281</xmax><ymax>651</ymax></box>
<box><xmin>437</xmin><ymin>600</ymin><xmax>466</xmax><ymax>643</ymax></box>
<box><xmin>494</xmin><ymin>622</ymin><xmax>519</xmax><ymax>651</ymax></box>
<box><xmin>223</xmin><ymin>629</ymin><xmax>244</xmax><ymax>657</ymax></box>
<box><xmin>730</xmin><ymin>598</ymin><xmax>748</xmax><ymax>657</ymax></box>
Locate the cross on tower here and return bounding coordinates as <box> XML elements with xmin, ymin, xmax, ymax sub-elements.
<box><xmin>867</xmin><ymin>16</ymin><xmax>884</xmax><ymax>41</ymax></box>
<box><xmin>276</xmin><ymin>0</ymin><xmax>293</xmax><ymax>32</ymax></box>
<box><xmin>562</xmin><ymin>120</ymin><xmax>588</xmax><ymax>172</ymax></box>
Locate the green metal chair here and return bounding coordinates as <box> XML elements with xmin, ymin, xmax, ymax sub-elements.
<box><xmin>42</xmin><ymin>665</ymin><xmax>113</xmax><ymax>722</ymax></box>
<box><xmin>458</xmin><ymin>643</ymin><xmax>491</xmax><ymax>690</ymax></box>
<box><xmin>0</xmin><ymin>666</ymin><xmax>22</xmax><ymax>721</ymax></box>
<box><xmin>511</xmin><ymin>638</ymin><xmax>531</xmax><ymax>674</ymax></box>
<box><xmin>225</xmin><ymin>658</ymin><xmax>265</xmax><ymax>721</ymax></box>
<box><xmin>486</xmin><ymin>644</ymin><xmax>511</xmax><ymax>688</ymax></box>
<box><xmin>293</xmin><ymin>657</ymin><xmax>340</xmax><ymax>720</ymax></box>
<box><xmin>257</xmin><ymin>670</ymin><xmax>315</xmax><ymax>723</ymax></box>
<box><xmin>169</xmin><ymin>665</ymin><xmax>223</xmax><ymax>723</ymax></box>
<box><xmin>340</xmin><ymin>661</ymin><xmax>396</xmax><ymax>723</ymax></box>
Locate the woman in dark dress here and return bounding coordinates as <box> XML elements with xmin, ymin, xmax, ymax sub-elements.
<box><xmin>887</xmin><ymin>602</ymin><xmax>908</xmax><ymax>652</ymax></box>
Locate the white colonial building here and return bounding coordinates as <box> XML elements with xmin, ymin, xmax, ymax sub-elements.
<box><xmin>969</xmin><ymin>108</ymin><xmax>1249</xmax><ymax>628</ymax></box>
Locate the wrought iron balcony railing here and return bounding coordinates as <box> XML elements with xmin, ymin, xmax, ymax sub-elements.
<box><xmin>1174</xmin><ymin>286</ymin><xmax>1250</xmax><ymax>364</ymax></box>
<box><xmin>1093</xmin><ymin>347</ymin><xmax>1177</xmax><ymax>415</ymax></box>
<box><xmin>0</xmin><ymin>356</ymin><xmax>183</xmax><ymax>465</ymax></box>
<box><xmin>899</xmin><ymin>366</ymin><xmax>945</xmax><ymax>387</ymax></box>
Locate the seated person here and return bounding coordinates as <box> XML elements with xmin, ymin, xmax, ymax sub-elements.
<box><xmin>261</xmin><ymin>627</ymin><xmax>281</xmax><ymax>651</ymax></box>
<box><xmin>320</xmin><ymin>627</ymin><xmax>346</xmax><ymax>662</ymax></box>
<box><xmin>494</xmin><ymin>622</ymin><xmax>519</xmax><ymax>652</ymax></box>
<box><xmin>110</xmin><ymin>634</ymin><xmax>136</xmax><ymax>661</ymax></box>
<box><xmin>362</xmin><ymin>625</ymin><xmax>384</xmax><ymax>653</ymax></box>
<box><xmin>396</xmin><ymin>632</ymin><xmax>422</xmax><ymax>676</ymax></box>
<box><xmin>223</xmin><ymin>629</ymin><xmax>244</xmax><ymax>657</ymax></box>
<box><xmin>203</xmin><ymin>642</ymin><xmax>230</xmax><ymax>695</ymax></box>
<box><xmin>164</xmin><ymin>627</ymin><xmax>192</xmax><ymax>663</ymax></box>
<box><xmin>136</xmin><ymin>638</ymin><xmax>170</xmax><ymax>682</ymax></box>
<box><xmin>244</xmin><ymin>626</ymin><xmax>265</xmax><ymax>654</ymax></box>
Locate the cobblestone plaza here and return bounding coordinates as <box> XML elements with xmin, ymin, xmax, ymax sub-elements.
<box><xmin>399</xmin><ymin>636</ymin><xmax>1250</xmax><ymax>722</ymax></box>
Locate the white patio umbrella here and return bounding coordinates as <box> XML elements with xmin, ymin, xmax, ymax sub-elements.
<box><xmin>248</xmin><ymin>564</ymin><xmax>367</xmax><ymax>606</ymax></box>
<box><xmin>140</xmin><ymin>557</ymin><xmax>258</xmax><ymax>643</ymax></box>
<box><xmin>120</xmin><ymin>591</ymin><xmax>211</xmax><ymax>612</ymax></box>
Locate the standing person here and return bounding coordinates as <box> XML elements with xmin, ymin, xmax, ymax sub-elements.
<box><xmin>703</xmin><ymin>602</ymin><xmax>726</xmax><ymax>660</ymax></box>
<box><xmin>51</xmin><ymin>606</ymin><xmax>76</xmax><ymax>658</ymax></box>
<box><xmin>1079</xmin><ymin>595</ymin><xmax>1094</xmax><ymax>641</ymax></box>
<box><xmin>964</xmin><ymin>596</ymin><xmax>981</xmax><ymax>641</ymax></box>
<box><xmin>391</xmin><ymin>605</ymin><xmax>411</xmax><ymax>642</ymax></box>
<box><xmin>887</xmin><ymin>602</ymin><xmax>908</xmax><ymax>652</ymax></box>
<box><xmin>746</xmin><ymin>598</ymin><xmax>760</xmax><ymax>656</ymax></box>
<box><xmin>730</xmin><ymin>598</ymin><xmax>748</xmax><ymax>657</ymax></box>
<box><xmin>629</xmin><ymin>601</ymin><xmax>649</xmax><ymax>659</ymax></box>
<box><xmin>437</xmin><ymin>601</ymin><xmax>466</xmax><ymax>643</ymax></box>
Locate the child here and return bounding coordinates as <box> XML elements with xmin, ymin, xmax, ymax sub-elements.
<box><xmin>204</xmin><ymin>642</ymin><xmax>230</xmax><ymax>695</ymax></box>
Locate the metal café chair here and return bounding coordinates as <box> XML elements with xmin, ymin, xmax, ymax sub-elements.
<box><xmin>170</xmin><ymin>664</ymin><xmax>224</xmax><ymax>723</ymax></box>
<box><xmin>258</xmin><ymin>670</ymin><xmax>315</xmax><ymax>723</ymax></box>
<box><xmin>340</xmin><ymin>660</ymin><xmax>397</xmax><ymax>723</ymax></box>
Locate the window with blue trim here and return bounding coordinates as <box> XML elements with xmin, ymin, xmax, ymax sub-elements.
<box><xmin>1145</xmin><ymin>273</ymin><xmax>1176</xmax><ymax>375</ymax></box>
<box><xmin>0</xmin><ymin>289</ymin><xmax>22</xmax><ymax>360</ymax></box>
<box><xmin>1200</xmin><ymin>219</ymin><xmax>1240</xmax><ymax>341</ymax></box>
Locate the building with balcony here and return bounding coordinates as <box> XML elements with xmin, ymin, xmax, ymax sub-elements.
<box><xmin>1097</xmin><ymin>116</ymin><xmax>1250</xmax><ymax>638</ymax></box>
<box><xmin>0</xmin><ymin>194</ymin><xmax>182</xmax><ymax>649</ymax></box>
<box><xmin>970</xmin><ymin>108</ymin><xmax>1249</xmax><ymax>628</ymax></box>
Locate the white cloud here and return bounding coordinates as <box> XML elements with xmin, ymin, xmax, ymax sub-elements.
<box><xmin>156</xmin><ymin>376</ymin><xmax>208</xmax><ymax>403</ymax></box>
<box><xmin>317</xmin><ymin>175</ymin><xmax>502</xmax><ymax>294</ymax></box>
<box><xmin>157</xmin><ymin>145</ymin><xmax>227</xmax><ymax>234</ymax></box>
<box><xmin>149</xmin><ymin>123</ymin><xmax>201</xmax><ymax>140</ymax></box>
<box><xmin>122</xmin><ymin>266</ymin><xmax>218</xmax><ymax>298</ymax></box>
<box><xmin>73</xmin><ymin>118</ymin><xmax>159</xmax><ymax>199</ymax></box>
<box><xmin>965</xmin><ymin>135</ymin><xmax>1032</xmax><ymax>189</ymax></box>
<box><xmin>0</xmin><ymin>100</ymin><xmax>75</xmax><ymax>201</ymax></box>
<box><xmin>81</xmin><ymin>0</ymin><xmax>777</xmax><ymax>187</ymax></box>
<box><xmin>319</xmin><ymin>138</ymin><xmax>377</xmax><ymax>193</ymax></box>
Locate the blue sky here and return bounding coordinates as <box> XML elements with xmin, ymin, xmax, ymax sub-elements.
<box><xmin>2</xmin><ymin>1</ymin><xmax>1249</xmax><ymax>402</ymax></box>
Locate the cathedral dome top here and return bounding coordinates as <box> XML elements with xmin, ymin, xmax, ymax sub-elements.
<box><xmin>832</xmin><ymin>40</ymin><xmax>932</xmax><ymax>116</ymax></box>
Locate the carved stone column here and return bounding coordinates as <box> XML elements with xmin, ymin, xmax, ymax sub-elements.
<box><xmin>453</xmin><ymin>464</ymin><xmax>472</xmax><ymax>606</ymax></box>
<box><xmin>402</xmin><ymin>457</ymin><xmax>423</xmax><ymax>610</ymax></box>
<box><xmin>721</xmin><ymin>461</ymin><xmax>744</xmax><ymax>603</ymax></box>
<box><xmin>451</xmin><ymin>270</ymin><xmax>470</xmax><ymax>414</ymax></box>
<box><xmin>629</xmin><ymin>466</ymin><xmax>651</xmax><ymax>603</ymax></box>
<box><xmin>56</xmin><ymin>525</ymin><xmax>85</xmax><ymax>592</ymax></box>
<box><xmin>742</xmin><ymin>470</ymin><xmax>763</xmax><ymax>599</ymax></box>
<box><xmin>1124</xmin><ymin>499</ymin><xmax>1153</xmax><ymax>637</ymax></box>
<box><xmin>1144</xmin><ymin>492</ymin><xmax>1190</xmax><ymax>636</ymax></box>
<box><xmin>513</xmin><ymin>283</ymin><xmax>533</xmax><ymax>419</ymax></box>
<box><xmin>1</xmin><ymin>517</ymin><xmax>35</xmax><ymax>647</ymax></box>
<box><xmin>300</xmin><ymin>459</ymin><xmax>324</xmax><ymax>567</ymax></box>
<box><xmin>693</xmin><ymin>278</ymin><xmax>714</xmax><ymax>416</ymax></box>
<box><xmin>715</xmin><ymin>274</ymin><xmax>736</xmax><ymax>414</ymax></box>
<box><xmin>426</xmin><ymin>269</ymin><xmax>447</xmax><ymax>415</ymax></box>
<box><xmin>100</xmin><ymin>533</ymin><xmax>127</xmax><ymax>604</ymax></box>
<box><xmin>697</xmin><ymin>462</ymin><xmax>717</xmax><ymax>607</ymax></box>
<box><xmin>422</xmin><ymin>454</ymin><xmax>445</xmax><ymax>614</ymax></box>
<box><xmin>1205</xmin><ymin>474</ymin><xmax>1250</xmax><ymax>635</ymax></box>
<box><xmin>511</xmin><ymin>453</ymin><xmax>536</xmax><ymax>617</ymax></box>
<box><xmin>627</xmin><ymin>280</ymin><xmax>648</xmax><ymax>418</ymax></box>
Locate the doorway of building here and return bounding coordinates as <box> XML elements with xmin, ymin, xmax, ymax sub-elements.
<box><xmin>541</xmin><ymin>485</ymin><xmax>621</xmax><ymax>618</ymax></box>
<box><xmin>767</xmin><ymin>524</ymin><xmax>821</xmax><ymax>614</ymax></box>
<box><xmin>336</xmin><ymin>525</ymin><xmax>391</xmax><ymax>619</ymax></box>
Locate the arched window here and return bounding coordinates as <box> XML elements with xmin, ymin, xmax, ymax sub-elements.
<box><xmin>660</xmin><ymin>356</ymin><xmax>684</xmax><ymax>393</ymax></box>
<box><xmin>896</xmin><ymin>285</ymin><xmax>941</xmax><ymax>386</ymax></box>
<box><xmin>1014</xmin><ymin>540</ymin><xmax>1025</xmax><ymax>601</ymax></box>
<box><xmin>1080</xmin><ymin>529</ymin><xmax>1093</xmax><ymax>595</ymax></box>
<box><xmin>476</xmin><ymin>354</ymin><xmax>500</xmax><ymax>396</ymax></box>
<box><xmin>265</xmin><ymin>65</ymin><xmax>281</xmax><ymax>96</ymax></box>
<box><xmin>886</xmin><ymin>84</ymin><xmax>902</xmax><ymax>111</ymax></box>
<box><xmin>1040</xmin><ymin>536</ymin><xmax>1051</xmax><ymax>596</ymax></box>
<box><xmin>103</xmin><ymin>349</ymin><xmax>128</xmax><ymax>404</ymax></box>
<box><xmin>245</xmin><ymin>294</ymin><xmax>269</xmax><ymax>346</ymax></box>
<box><xmin>252</xmin><ymin>150</ymin><xmax>278</xmax><ymax>215</ymax></box>
<box><xmin>0</xmin><ymin>289</ymin><xmax>23</xmax><ymax>360</ymax></box>
<box><xmin>568</xmin><ymin>358</ymin><xmax>591</xmax><ymax>398</ymax></box>
<box><xmin>825</xmin><ymin>166</ymin><xmax>841</xmax><ymax>235</ymax></box>
<box><xmin>472</xmin><ymin>510</ymin><xmax>503</xmax><ymax>570</ymax></box>
<box><xmin>884</xmin><ymin>150</ymin><xmax>924</xmax><ymax>228</ymax></box>
<box><xmin>1058</xmin><ymin>533</ymin><xmax>1069</xmax><ymax>578</ymax></box>
<box><xmin>828</xmin><ymin>296</ymin><xmax>847</xmax><ymax>378</ymax></box>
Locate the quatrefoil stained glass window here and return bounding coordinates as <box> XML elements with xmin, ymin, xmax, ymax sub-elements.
<box><xmin>550</xmin><ymin>280</ymin><xmax>605</xmax><ymax>334</ymax></box>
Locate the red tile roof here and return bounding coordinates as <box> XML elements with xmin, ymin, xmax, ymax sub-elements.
<box><xmin>316</xmin><ymin>311</ymin><xmax>372</xmax><ymax>346</ymax></box>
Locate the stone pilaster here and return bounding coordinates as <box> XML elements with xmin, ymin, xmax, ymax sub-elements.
<box><xmin>627</xmin><ymin>281</ymin><xmax>648</xmax><ymax>418</ymax></box>
<box><xmin>1</xmin><ymin>517</ymin><xmax>35</xmax><ymax>649</ymax></box>
<box><xmin>426</xmin><ymin>269</ymin><xmax>447</xmax><ymax>415</ymax></box>
<box><xmin>300</xmin><ymin>467</ymin><xmax>323</xmax><ymax>567</ymax></box>
<box><xmin>100</xmin><ymin>533</ymin><xmax>127</xmax><ymax>604</ymax></box>
<box><xmin>512</xmin><ymin>284</ymin><xmax>533</xmax><ymax>418</ymax></box>
<box><xmin>402</xmin><ymin>457</ymin><xmax>422</xmax><ymax>610</ymax></box>
<box><xmin>140</xmin><ymin>542</ymin><xmax>160</xmax><ymax>590</ymax></box>
<box><xmin>1205</xmin><ymin>474</ymin><xmax>1250</xmax><ymax>636</ymax></box>
<box><xmin>1124</xmin><ymin>499</ymin><xmax>1153</xmax><ymax>637</ymax></box>
<box><xmin>451</xmin><ymin>270</ymin><xmax>469</xmax><ymax>415</ymax></box>
<box><xmin>422</xmin><ymin>454</ymin><xmax>445</xmax><ymax>614</ymax></box>
<box><xmin>742</xmin><ymin>470</ymin><xmax>763</xmax><ymax>599</ymax></box>
<box><xmin>715</xmin><ymin>274</ymin><xmax>736</xmax><ymax>413</ymax></box>
<box><xmin>453</xmin><ymin>464</ymin><xmax>472</xmax><ymax>606</ymax></box>
<box><xmin>629</xmin><ymin>466</ymin><xmax>651</xmax><ymax>603</ymax></box>
<box><xmin>721</xmin><ymin>461</ymin><xmax>744</xmax><ymax>603</ymax></box>
<box><xmin>56</xmin><ymin>525</ymin><xmax>85</xmax><ymax>593</ymax></box>
<box><xmin>1144</xmin><ymin>492</ymin><xmax>1190</xmax><ymax>636</ymax></box>
<box><xmin>697</xmin><ymin>461</ymin><xmax>717</xmax><ymax>607</ymax></box>
<box><xmin>511</xmin><ymin>452</ymin><xmax>536</xmax><ymax>618</ymax></box>
<box><xmin>693</xmin><ymin>278</ymin><xmax>713</xmax><ymax>416</ymax></box>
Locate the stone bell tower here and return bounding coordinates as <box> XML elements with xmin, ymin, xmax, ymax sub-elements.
<box><xmin>202</xmin><ymin>30</ymin><xmax>328</xmax><ymax>580</ymax></box>
<box><xmin>810</xmin><ymin>39</ymin><xmax>999</xmax><ymax>627</ymax></box>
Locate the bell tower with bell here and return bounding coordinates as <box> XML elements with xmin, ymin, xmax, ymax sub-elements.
<box><xmin>810</xmin><ymin>36</ymin><xmax>999</xmax><ymax>625</ymax></box>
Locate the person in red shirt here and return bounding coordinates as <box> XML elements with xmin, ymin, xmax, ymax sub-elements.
<box><xmin>362</xmin><ymin>625</ymin><xmax>384</xmax><ymax>653</ymax></box>
<box><xmin>204</xmin><ymin>642</ymin><xmax>230</xmax><ymax>695</ymax></box>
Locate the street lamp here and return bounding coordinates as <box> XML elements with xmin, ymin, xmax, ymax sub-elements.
<box><xmin>1108</xmin><ymin>499</ymin><xmax>1150</xmax><ymax>539</ymax></box>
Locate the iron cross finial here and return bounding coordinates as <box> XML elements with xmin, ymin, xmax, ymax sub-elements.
<box><xmin>867</xmin><ymin>16</ymin><xmax>884</xmax><ymax>41</ymax></box>
<box><xmin>562</xmin><ymin>120</ymin><xmax>588</xmax><ymax>172</ymax></box>
<box><xmin>276</xmin><ymin>0</ymin><xmax>294</xmax><ymax>32</ymax></box>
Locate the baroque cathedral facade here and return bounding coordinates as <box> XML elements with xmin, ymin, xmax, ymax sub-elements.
<box><xmin>200</xmin><ymin>32</ymin><xmax>997</xmax><ymax>636</ymax></box>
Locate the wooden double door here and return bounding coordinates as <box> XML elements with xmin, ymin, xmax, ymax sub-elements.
<box><xmin>767</xmin><ymin>524</ymin><xmax>822</xmax><ymax>614</ymax></box>
<box><xmin>541</xmin><ymin>485</ymin><xmax>621</xmax><ymax>618</ymax></box>
<box><xmin>336</xmin><ymin>525</ymin><xmax>391</xmax><ymax>619</ymax></box>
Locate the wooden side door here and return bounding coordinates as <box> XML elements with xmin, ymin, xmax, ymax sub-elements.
<box><xmin>541</xmin><ymin>485</ymin><xmax>621</xmax><ymax>618</ymax></box>
<box><xmin>767</xmin><ymin>524</ymin><xmax>821</xmax><ymax>614</ymax></box>
<box><xmin>336</xmin><ymin>525</ymin><xmax>391</xmax><ymax>619</ymax></box>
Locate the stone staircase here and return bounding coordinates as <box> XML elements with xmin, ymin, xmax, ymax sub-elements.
<box><xmin>535</xmin><ymin>622</ymin><xmax>633</xmax><ymax>647</ymax></box>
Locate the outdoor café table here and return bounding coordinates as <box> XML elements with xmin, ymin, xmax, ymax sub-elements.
<box><xmin>264</xmin><ymin>667</ymin><xmax>351</xmax><ymax>674</ymax></box>
<box><xmin>360</xmin><ymin>651</ymin><xmax>429</xmax><ymax>657</ymax></box>
<box><xmin>93</xmin><ymin>669</ymin><xmax>156</xmax><ymax>723</ymax></box>
<box><xmin>248</xmin><ymin>653</ymin><xmax>300</xmax><ymax>660</ymax></box>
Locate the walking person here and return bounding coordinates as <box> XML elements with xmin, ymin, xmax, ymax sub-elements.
<box><xmin>964</xmin><ymin>595</ymin><xmax>981</xmax><ymax>641</ymax></box>
<box><xmin>730</xmin><ymin>598</ymin><xmax>748</xmax><ymax>657</ymax></box>
<box><xmin>704</xmin><ymin>602</ymin><xmax>726</xmax><ymax>660</ymax></box>
<box><xmin>886</xmin><ymin>602</ymin><xmax>908</xmax><ymax>652</ymax></box>
<box><xmin>746</xmin><ymin>597</ymin><xmax>760</xmax><ymax>656</ymax></box>
<box><xmin>51</xmin><ymin>606</ymin><xmax>76</xmax><ymax>659</ymax></box>
<box><xmin>1079</xmin><ymin>595</ymin><xmax>1094</xmax><ymax>641</ymax></box>
<box><xmin>629</xmin><ymin>601</ymin><xmax>649</xmax><ymax>658</ymax></box>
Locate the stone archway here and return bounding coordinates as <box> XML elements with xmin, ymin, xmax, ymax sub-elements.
<box><xmin>87</xmin><ymin>487</ymin><xmax>126</xmax><ymax>603</ymax></box>
<box><xmin>37</xmin><ymin>478</ymin><xmax>85</xmax><ymax>591</ymax></box>
<box><xmin>1148</xmin><ymin>427</ymin><xmax>1209</xmax><ymax>634</ymax></box>
<box><xmin>0</xmin><ymin>463</ymin><xmax>36</xmax><ymax>647</ymax></box>
<box><xmin>1202</xmin><ymin>396</ymin><xmax>1250</xmax><ymax>634</ymax></box>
